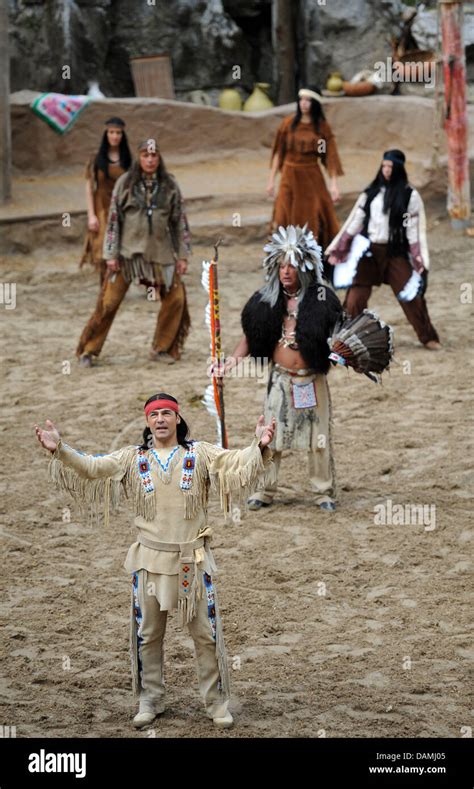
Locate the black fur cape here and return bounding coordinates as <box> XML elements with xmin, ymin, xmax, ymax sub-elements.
<box><xmin>241</xmin><ymin>284</ymin><xmax>343</xmax><ymax>375</ymax></box>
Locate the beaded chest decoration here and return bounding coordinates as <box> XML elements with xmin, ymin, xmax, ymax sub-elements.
<box><xmin>136</xmin><ymin>441</ymin><xmax>199</xmax><ymax>495</ymax></box>
<box><xmin>149</xmin><ymin>445</ymin><xmax>181</xmax><ymax>483</ymax></box>
<box><xmin>137</xmin><ymin>450</ymin><xmax>154</xmax><ymax>494</ymax></box>
<box><xmin>180</xmin><ymin>441</ymin><xmax>198</xmax><ymax>491</ymax></box>
<box><xmin>151</xmin><ymin>445</ymin><xmax>180</xmax><ymax>473</ymax></box>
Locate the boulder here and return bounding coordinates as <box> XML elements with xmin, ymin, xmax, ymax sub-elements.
<box><xmin>298</xmin><ymin>0</ymin><xmax>404</xmax><ymax>88</ymax></box>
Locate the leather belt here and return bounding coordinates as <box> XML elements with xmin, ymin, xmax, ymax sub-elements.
<box><xmin>137</xmin><ymin>535</ymin><xmax>205</xmax><ymax>552</ymax></box>
<box><xmin>273</xmin><ymin>363</ymin><xmax>316</xmax><ymax>377</ymax></box>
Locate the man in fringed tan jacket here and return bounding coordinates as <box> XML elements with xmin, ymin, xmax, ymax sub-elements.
<box><xmin>35</xmin><ymin>392</ymin><xmax>275</xmax><ymax>730</ymax></box>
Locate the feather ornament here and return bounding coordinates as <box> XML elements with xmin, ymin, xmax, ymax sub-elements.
<box><xmin>329</xmin><ymin>310</ymin><xmax>394</xmax><ymax>383</ymax></box>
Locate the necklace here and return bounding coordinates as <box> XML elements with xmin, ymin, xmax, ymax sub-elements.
<box><xmin>283</xmin><ymin>287</ymin><xmax>301</xmax><ymax>299</ymax></box>
<box><xmin>279</xmin><ymin>288</ymin><xmax>301</xmax><ymax>349</ymax></box>
<box><xmin>284</xmin><ymin>287</ymin><xmax>300</xmax><ymax>319</ymax></box>
<box><xmin>279</xmin><ymin>326</ymin><xmax>299</xmax><ymax>349</ymax></box>
<box><xmin>141</xmin><ymin>175</ymin><xmax>159</xmax><ymax>234</ymax></box>
<box><xmin>150</xmin><ymin>445</ymin><xmax>181</xmax><ymax>483</ymax></box>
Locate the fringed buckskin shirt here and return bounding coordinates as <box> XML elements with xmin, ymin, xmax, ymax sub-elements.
<box><xmin>50</xmin><ymin>438</ymin><xmax>273</xmax><ymax>576</ymax></box>
<box><xmin>103</xmin><ymin>171</ymin><xmax>191</xmax><ymax>286</ymax></box>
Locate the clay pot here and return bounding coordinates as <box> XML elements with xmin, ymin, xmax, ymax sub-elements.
<box><xmin>218</xmin><ymin>88</ymin><xmax>242</xmax><ymax>111</ymax></box>
<box><xmin>326</xmin><ymin>72</ymin><xmax>343</xmax><ymax>93</ymax></box>
<box><xmin>243</xmin><ymin>83</ymin><xmax>274</xmax><ymax>112</ymax></box>
<box><xmin>342</xmin><ymin>81</ymin><xmax>376</xmax><ymax>97</ymax></box>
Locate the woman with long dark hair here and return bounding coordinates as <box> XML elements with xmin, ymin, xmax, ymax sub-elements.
<box><xmin>326</xmin><ymin>149</ymin><xmax>440</xmax><ymax>349</ymax></box>
<box><xmin>267</xmin><ymin>88</ymin><xmax>344</xmax><ymax>250</ymax></box>
<box><xmin>80</xmin><ymin>117</ymin><xmax>132</xmax><ymax>284</ymax></box>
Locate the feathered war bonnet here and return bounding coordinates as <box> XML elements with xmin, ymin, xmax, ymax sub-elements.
<box><xmin>259</xmin><ymin>224</ymin><xmax>324</xmax><ymax>307</ymax></box>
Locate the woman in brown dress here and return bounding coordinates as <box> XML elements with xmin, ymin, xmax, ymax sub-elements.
<box><xmin>80</xmin><ymin>117</ymin><xmax>132</xmax><ymax>284</ymax></box>
<box><xmin>267</xmin><ymin>88</ymin><xmax>344</xmax><ymax>251</ymax></box>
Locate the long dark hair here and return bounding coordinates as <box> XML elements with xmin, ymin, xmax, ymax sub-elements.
<box><xmin>94</xmin><ymin>119</ymin><xmax>132</xmax><ymax>179</ymax></box>
<box><xmin>124</xmin><ymin>151</ymin><xmax>173</xmax><ymax>193</ymax></box>
<box><xmin>139</xmin><ymin>393</ymin><xmax>192</xmax><ymax>451</ymax></box>
<box><xmin>363</xmin><ymin>151</ymin><xmax>411</xmax><ymax>256</ymax></box>
<box><xmin>292</xmin><ymin>93</ymin><xmax>326</xmax><ymax>133</ymax></box>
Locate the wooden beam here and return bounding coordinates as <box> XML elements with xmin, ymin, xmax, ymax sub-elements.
<box><xmin>439</xmin><ymin>0</ymin><xmax>471</xmax><ymax>227</ymax></box>
<box><xmin>272</xmin><ymin>0</ymin><xmax>296</xmax><ymax>105</ymax></box>
<box><xmin>0</xmin><ymin>0</ymin><xmax>11</xmax><ymax>203</ymax></box>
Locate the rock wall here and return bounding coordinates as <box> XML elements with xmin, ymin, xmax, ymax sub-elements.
<box><xmin>412</xmin><ymin>6</ymin><xmax>474</xmax><ymax>82</ymax></box>
<box><xmin>8</xmin><ymin>0</ymin><xmax>274</xmax><ymax>97</ymax></box>
<box><xmin>8</xmin><ymin>0</ymin><xmax>409</xmax><ymax>98</ymax></box>
<box><xmin>297</xmin><ymin>0</ymin><xmax>404</xmax><ymax>88</ymax></box>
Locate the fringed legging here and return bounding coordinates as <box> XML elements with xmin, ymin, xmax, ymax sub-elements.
<box><xmin>76</xmin><ymin>270</ymin><xmax>190</xmax><ymax>359</ymax></box>
<box><xmin>131</xmin><ymin>569</ymin><xmax>230</xmax><ymax>718</ymax></box>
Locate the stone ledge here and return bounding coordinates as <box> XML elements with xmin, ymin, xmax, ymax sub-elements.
<box><xmin>11</xmin><ymin>94</ymin><xmax>472</xmax><ymax>174</ymax></box>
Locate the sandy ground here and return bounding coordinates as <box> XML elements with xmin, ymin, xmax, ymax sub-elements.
<box><xmin>0</xmin><ymin>197</ymin><xmax>473</xmax><ymax>739</ymax></box>
<box><xmin>0</xmin><ymin>151</ymin><xmax>426</xmax><ymax>222</ymax></box>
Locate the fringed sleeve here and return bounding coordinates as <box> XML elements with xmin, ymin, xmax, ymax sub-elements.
<box><xmin>270</xmin><ymin>117</ymin><xmax>290</xmax><ymax>170</ymax></box>
<box><xmin>406</xmin><ymin>189</ymin><xmax>430</xmax><ymax>270</ymax></box>
<box><xmin>198</xmin><ymin>438</ymin><xmax>274</xmax><ymax>518</ymax></box>
<box><xmin>169</xmin><ymin>176</ymin><xmax>191</xmax><ymax>260</ymax></box>
<box><xmin>103</xmin><ymin>183</ymin><xmax>121</xmax><ymax>260</ymax></box>
<box><xmin>320</xmin><ymin>120</ymin><xmax>344</xmax><ymax>177</ymax></box>
<box><xmin>325</xmin><ymin>192</ymin><xmax>367</xmax><ymax>256</ymax></box>
<box><xmin>49</xmin><ymin>440</ymin><xmax>136</xmax><ymax>526</ymax></box>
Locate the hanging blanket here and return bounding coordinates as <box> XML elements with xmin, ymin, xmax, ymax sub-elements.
<box><xmin>31</xmin><ymin>93</ymin><xmax>90</xmax><ymax>134</ymax></box>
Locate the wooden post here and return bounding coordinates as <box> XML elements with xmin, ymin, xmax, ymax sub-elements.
<box><xmin>272</xmin><ymin>0</ymin><xmax>296</xmax><ymax>105</ymax></box>
<box><xmin>0</xmin><ymin>0</ymin><xmax>11</xmax><ymax>203</ymax></box>
<box><xmin>439</xmin><ymin>0</ymin><xmax>471</xmax><ymax>228</ymax></box>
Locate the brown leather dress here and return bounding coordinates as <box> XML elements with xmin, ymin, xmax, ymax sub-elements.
<box><xmin>271</xmin><ymin>115</ymin><xmax>344</xmax><ymax>248</ymax></box>
<box><xmin>80</xmin><ymin>157</ymin><xmax>126</xmax><ymax>271</ymax></box>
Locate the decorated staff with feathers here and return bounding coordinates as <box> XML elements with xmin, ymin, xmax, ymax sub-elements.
<box><xmin>222</xmin><ymin>225</ymin><xmax>393</xmax><ymax>513</ymax></box>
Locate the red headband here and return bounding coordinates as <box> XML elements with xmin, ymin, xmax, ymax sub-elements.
<box><xmin>144</xmin><ymin>399</ymin><xmax>179</xmax><ymax>417</ymax></box>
